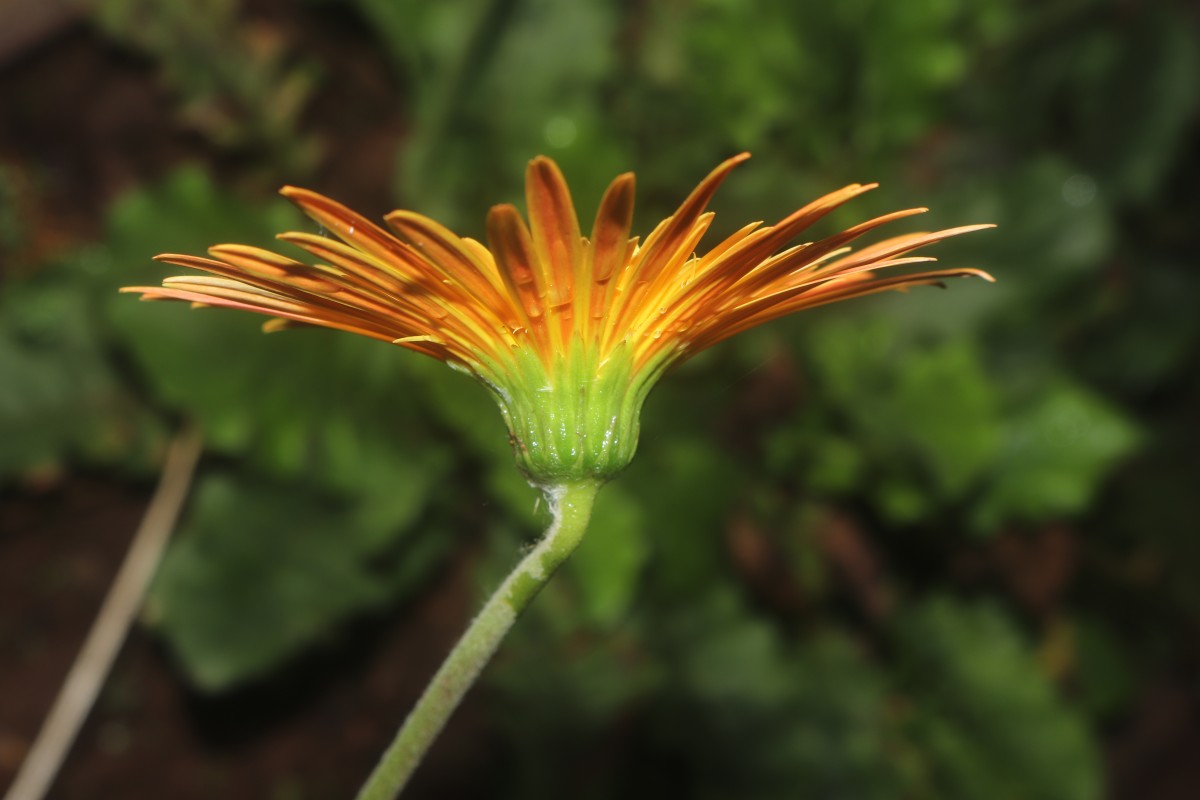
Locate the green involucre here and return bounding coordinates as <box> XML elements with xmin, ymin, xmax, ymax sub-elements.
<box><xmin>481</xmin><ymin>339</ymin><xmax>675</xmax><ymax>483</ymax></box>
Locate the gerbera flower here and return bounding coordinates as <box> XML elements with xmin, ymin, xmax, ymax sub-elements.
<box><xmin>122</xmin><ymin>154</ymin><xmax>993</xmax><ymax>484</ymax></box>
<box><xmin>122</xmin><ymin>156</ymin><xmax>996</xmax><ymax>798</ymax></box>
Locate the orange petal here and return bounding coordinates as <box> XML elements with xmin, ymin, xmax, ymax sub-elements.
<box><xmin>627</xmin><ymin>152</ymin><xmax>750</xmax><ymax>288</ymax></box>
<box><xmin>486</xmin><ymin>203</ymin><xmax>545</xmax><ymax>332</ymax></box>
<box><xmin>525</xmin><ymin>157</ymin><xmax>582</xmax><ymax>308</ymax></box>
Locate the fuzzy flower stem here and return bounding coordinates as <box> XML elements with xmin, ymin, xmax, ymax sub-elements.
<box><xmin>355</xmin><ymin>479</ymin><xmax>602</xmax><ymax>800</ymax></box>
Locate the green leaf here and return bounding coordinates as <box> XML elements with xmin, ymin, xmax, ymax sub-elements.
<box><xmin>104</xmin><ymin>166</ymin><xmax>453</xmax><ymax>513</ymax></box>
<box><xmin>895</xmin><ymin>597</ymin><xmax>1101</xmax><ymax>800</ymax></box>
<box><xmin>972</xmin><ymin>380</ymin><xmax>1140</xmax><ymax>531</ymax></box>
<box><xmin>0</xmin><ymin>274</ymin><xmax>158</xmax><ymax>478</ymax></box>
<box><xmin>566</xmin><ymin>483</ymin><xmax>649</xmax><ymax>628</ymax></box>
<box><xmin>146</xmin><ymin>473</ymin><xmax>448</xmax><ymax>690</ymax></box>
<box><xmin>102</xmin><ymin>165</ymin><xmax>303</xmax><ymax>284</ymax></box>
<box><xmin>657</xmin><ymin>591</ymin><xmax>902</xmax><ymax>800</ymax></box>
<box><xmin>804</xmin><ymin>319</ymin><xmax>1002</xmax><ymax>516</ymax></box>
<box><xmin>622</xmin><ymin>433</ymin><xmax>741</xmax><ymax>598</ymax></box>
<box><xmin>95</xmin><ymin>167</ymin><xmax>462</xmax><ymax>688</ymax></box>
<box><xmin>115</xmin><ymin>290</ymin><xmax>453</xmax><ymax>530</ymax></box>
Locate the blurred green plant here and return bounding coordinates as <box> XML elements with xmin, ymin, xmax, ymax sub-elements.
<box><xmin>143</xmin><ymin>472</ymin><xmax>453</xmax><ymax>689</ymax></box>
<box><xmin>7</xmin><ymin>0</ymin><xmax>1199</xmax><ymax>795</ymax></box>
<box><xmin>91</xmin><ymin>0</ymin><xmax>322</xmax><ymax>175</ymax></box>
<box><xmin>894</xmin><ymin>598</ymin><xmax>1100</xmax><ymax>800</ymax></box>
<box><xmin>768</xmin><ymin>317</ymin><xmax>1139</xmax><ymax>531</ymax></box>
<box><xmin>332</xmin><ymin>0</ymin><xmax>1015</xmax><ymax>229</ymax></box>
<box><xmin>0</xmin><ymin>268</ymin><xmax>153</xmax><ymax>477</ymax></box>
<box><xmin>2</xmin><ymin>168</ymin><xmax>474</xmax><ymax>689</ymax></box>
<box><xmin>490</xmin><ymin>588</ymin><xmax>1100</xmax><ymax>800</ymax></box>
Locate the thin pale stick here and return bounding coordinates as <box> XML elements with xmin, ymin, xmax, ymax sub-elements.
<box><xmin>4</xmin><ymin>429</ymin><xmax>203</xmax><ymax>800</ymax></box>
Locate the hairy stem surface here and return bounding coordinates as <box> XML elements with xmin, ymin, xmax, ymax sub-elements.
<box><xmin>355</xmin><ymin>479</ymin><xmax>601</xmax><ymax>800</ymax></box>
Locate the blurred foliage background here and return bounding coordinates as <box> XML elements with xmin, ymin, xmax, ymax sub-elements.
<box><xmin>2</xmin><ymin>0</ymin><xmax>1198</xmax><ymax>798</ymax></box>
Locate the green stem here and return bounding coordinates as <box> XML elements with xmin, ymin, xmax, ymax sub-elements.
<box><xmin>355</xmin><ymin>479</ymin><xmax>602</xmax><ymax>800</ymax></box>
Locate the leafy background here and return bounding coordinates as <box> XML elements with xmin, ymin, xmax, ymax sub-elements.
<box><xmin>2</xmin><ymin>0</ymin><xmax>1198</xmax><ymax>797</ymax></box>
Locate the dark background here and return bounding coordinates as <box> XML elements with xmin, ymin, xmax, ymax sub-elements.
<box><xmin>2</xmin><ymin>1</ymin><xmax>1198</xmax><ymax>798</ymax></box>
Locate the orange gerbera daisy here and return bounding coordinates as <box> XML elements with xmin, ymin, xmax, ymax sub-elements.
<box><xmin>123</xmin><ymin>154</ymin><xmax>993</xmax><ymax>483</ymax></box>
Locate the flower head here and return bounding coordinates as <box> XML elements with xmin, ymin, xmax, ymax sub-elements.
<box><xmin>123</xmin><ymin>155</ymin><xmax>993</xmax><ymax>483</ymax></box>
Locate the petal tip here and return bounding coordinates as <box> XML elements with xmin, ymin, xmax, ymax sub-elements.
<box><xmin>487</xmin><ymin>202</ymin><xmax>521</xmax><ymax>221</ymax></box>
